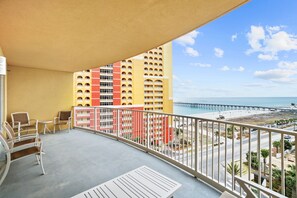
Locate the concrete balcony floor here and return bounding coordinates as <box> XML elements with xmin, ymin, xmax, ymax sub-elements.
<box><xmin>0</xmin><ymin>129</ymin><xmax>220</xmax><ymax>198</ymax></box>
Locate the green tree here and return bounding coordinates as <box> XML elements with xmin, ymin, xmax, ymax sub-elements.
<box><xmin>214</xmin><ymin>131</ymin><xmax>219</xmax><ymax>142</ymax></box>
<box><xmin>246</xmin><ymin>152</ymin><xmax>259</xmax><ymax>170</ymax></box>
<box><xmin>284</xmin><ymin>140</ymin><xmax>292</xmax><ymax>151</ymax></box>
<box><xmin>273</xmin><ymin>141</ymin><xmax>281</xmax><ymax>153</ymax></box>
<box><xmin>272</xmin><ymin>165</ymin><xmax>296</xmax><ymax>197</ymax></box>
<box><xmin>174</xmin><ymin>128</ymin><xmax>183</xmax><ymax>143</ymax></box>
<box><xmin>227</xmin><ymin>162</ymin><xmax>240</xmax><ymax>176</ymax></box>
<box><xmin>261</xmin><ymin>149</ymin><xmax>269</xmax><ymax>176</ymax></box>
<box><xmin>286</xmin><ymin>165</ymin><xmax>296</xmax><ymax>197</ymax></box>
<box><xmin>272</xmin><ymin>168</ymin><xmax>281</xmax><ymax>193</ymax></box>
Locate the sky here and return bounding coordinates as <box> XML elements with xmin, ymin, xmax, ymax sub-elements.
<box><xmin>172</xmin><ymin>0</ymin><xmax>297</xmax><ymax>101</ymax></box>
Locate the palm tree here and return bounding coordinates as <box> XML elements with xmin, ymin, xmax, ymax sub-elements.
<box><xmin>273</xmin><ymin>141</ymin><xmax>281</xmax><ymax>153</ymax></box>
<box><xmin>286</xmin><ymin>165</ymin><xmax>296</xmax><ymax>197</ymax></box>
<box><xmin>261</xmin><ymin>149</ymin><xmax>269</xmax><ymax>176</ymax></box>
<box><xmin>174</xmin><ymin>128</ymin><xmax>183</xmax><ymax>143</ymax></box>
<box><xmin>226</xmin><ymin>162</ymin><xmax>240</xmax><ymax>176</ymax></box>
<box><xmin>214</xmin><ymin>131</ymin><xmax>219</xmax><ymax>142</ymax></box>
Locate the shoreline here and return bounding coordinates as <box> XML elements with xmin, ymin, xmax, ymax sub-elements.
<box><xmin>189</xmin><ymin>109</ymin><xmax>272</xmax><ymax>120</ymax></box>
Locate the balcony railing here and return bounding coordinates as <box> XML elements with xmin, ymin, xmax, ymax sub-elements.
<box><xmin>73</xmin><ymin>106</ymin><xmax>297</xmax><ymax>197</ymax></box>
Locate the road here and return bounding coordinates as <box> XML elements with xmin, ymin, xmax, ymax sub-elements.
<box><xmin>162</xmin><ymin>126</ymin><xmax>296</xmax><ymax>186</ymax></box>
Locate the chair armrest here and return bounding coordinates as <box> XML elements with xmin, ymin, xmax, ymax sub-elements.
<box><xmin>11</xmin><ymin>121</ymin><xmax>21</xmax><ymax>129</ymax></box>
<box><xmin>29</xmin><ymin>119</ymin><xmax>38</xmax><ymax>126</ymax></box>
<box><xmin>53</xmin><ymin>117</ymin><xmax>59</xmax><ymax>124</ymax></box>
<box><xmin>9</xmin><ymin>141</ymin><xmax>42</xmax><ymax>153</ymax></box>
<box><xmin>12</xmin><ymin>134</ymin><xmax>38</xmax><ymax>142</ymax></box>
<box><xmin>11</xmin><ymin>121</ymin><xmax>21</xmax><ymax>140</ymax></box>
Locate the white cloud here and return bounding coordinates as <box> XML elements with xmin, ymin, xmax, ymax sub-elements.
<box><xmin>214</xmin><ymin>48</ymin><xmax>224</xmax><ymax>58</ymax></box>
<box><xmin>246</xmin><ymin>25</ymin><xmax>297</xmax><ymax>61</ymax></box>
<box><xmin>246</xmin><ymin>26</ymin><xmax>265</xmax><ymax>52</ymax></box>
<box><xmin>265</xmin><ymin>31</ymin><xmax>297</xmax><ymax>52</ymax></box>
<box><xmin>175</xmin><ymin>30</ymin><xmax>201</xmax><ymax>57</ymax></box>
<box><xmin>234</xmin><ymin>66</ymin><xmax>245</xmax><ymax>72</ymax></box>
<box><xmin>278</xmin><ymin>61</ymin><xmax>297</xmax><ymax>69</ymax></box>
<box><xmin>185</xmin><ymin>47</ymin><xmax>199</xmax><ymax>57</ymax></box>
<box><xmin>258</xmin><ymin>53</ymin><xmax>278</xmax><ymax>61</ymax></box>
<box><xmin>220</xmin><ymin>66</ymin><xmax>230</xmax><ymax>71</ymax></box>
<box><xmin>231</xmin><ymin>34</ymin><xmax>238</xmax><ymax>42</ymax></box>
<box><xmin>220</xmin><ymin>65</ymin><xmax>245</xmax><ymax>72</ymax></box>
<box><xmin>254</xmin><ymin>60</ymin><xmax>297</xmax><ymax>84</ymax></box>
<box><xmin>190</xmin><ymin>62</ymin><xmax>211</xmax><ymax>68</ymax></box>
<box><xmin>266</xmin><ymin>25</ymin><xmax>282</xmax><ymax>33</ymax></box>
<box><xmin>175</xmin><ymin>30</ymin><xmax>199</xmax><ymax>46</ymax></box>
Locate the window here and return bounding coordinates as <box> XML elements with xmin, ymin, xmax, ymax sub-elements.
<box><xmin>100</xmin><ymin>76</ymin><xmax>113</xmax><ymax>80</ymax></box>
<box><xmin>100</xmin><ymin>95</ymin><xmax>113</xmax><ymax>100</ymax></box>
<box><xmin>100</xmin><ymin>82</ymin><xmax>113</xmax><ymax>87</ymax></box>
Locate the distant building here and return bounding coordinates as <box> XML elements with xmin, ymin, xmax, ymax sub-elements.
<box><xmin>73</xmin><ymin>43</ymin><xmax>173</xmax><ymax>114</ymax></box>
<box><xmin>73</xmin><ymin>43</ymin><xmax>173</xmax><ymax>143</ymax></box>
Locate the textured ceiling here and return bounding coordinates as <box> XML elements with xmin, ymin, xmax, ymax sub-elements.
<box><xmin>0</xmin><ymin>0</ymin><xmax>248</xmax><ymax>72</ymax></box>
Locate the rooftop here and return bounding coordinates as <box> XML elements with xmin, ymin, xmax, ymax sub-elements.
<box><xmin>0</xmin><ymin>129</ymin><xmax>220</xmax><ymax>198</ymax></box>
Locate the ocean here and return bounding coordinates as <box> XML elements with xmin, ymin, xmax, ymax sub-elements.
<box><xmin>173</xmin><ymin>97</ymin><xmax>297</xmax><ymax>115</ymax></box>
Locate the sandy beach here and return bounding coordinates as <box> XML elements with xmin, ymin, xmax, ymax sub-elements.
<box><xmin>190</xmin><ymin>109</ymin><xmax>272</xmax><ymax>120</ymax></box>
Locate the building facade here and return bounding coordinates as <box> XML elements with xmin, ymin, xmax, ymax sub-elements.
<box><xmin>73</xmin><ymin>42</ymin><xmax>173</xmax><ymax>114</ymax></box>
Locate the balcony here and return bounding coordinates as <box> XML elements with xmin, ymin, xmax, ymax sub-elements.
<box><xmin>0</xmin><ymin>129</ymin><xmax>220</xmax><ymax>198</ymax></box>
<box><xmin>71</xmin><ymin>106</ymin><xmax>296</xmax><ymax>198</ymax></box>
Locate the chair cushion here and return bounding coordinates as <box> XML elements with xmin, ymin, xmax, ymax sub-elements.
<box><xmin>14</xmin><ymin>138</ymin><xmax>41</xmax><ymax>147</ymax></box>
<box><xmin>60</xmin><ymin>111</ymin><xmax>71</xmax><ymax>121</ymax></box>
<box><xmin>11</xmin><ymin>147</ymin><xmax>40</xmax><ymax>160</ymax></box>
<box><xmin>56</xmin><ymin>121</ymin><xmax>69</xmax><ymax>125</ymax></box>
<box><xmin>12</xmin><ymin>113</ymin><xmax>29</xmax><ymax>125</ymax></box>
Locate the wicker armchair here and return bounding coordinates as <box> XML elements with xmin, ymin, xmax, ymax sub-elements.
<box><xmin>53</xmin><ymin>111</ymin><xmax>72</xmax><ymax>133</ymax></box>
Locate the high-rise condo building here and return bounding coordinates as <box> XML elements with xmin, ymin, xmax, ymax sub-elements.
<box><xmin>73</xmin><ymin>42</ymin><xmax>173</xmax><ymax>114</ymax></box>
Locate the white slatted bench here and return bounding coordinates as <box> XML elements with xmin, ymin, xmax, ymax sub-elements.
<box><xmin>72</xmin><ymin>166</ymin><xmax>181</xmax><ymax>198</ymax></box>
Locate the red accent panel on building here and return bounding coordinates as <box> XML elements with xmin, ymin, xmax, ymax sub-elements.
<box><xmin>113</xmin><ymin>62</ymin><xmax>121</xmax><ymax>105</ymax></box>
<box><xmin>92</xmin><ymin>79</ymin><xmax>100</xmax><ymax>84</ymax></box>
<box><xmin>91</xmin><ymin>69</ymin><xmax>100</xmax><ymax>106</ymax></box>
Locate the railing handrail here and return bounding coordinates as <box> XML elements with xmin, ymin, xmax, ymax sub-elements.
<box><xmin>73</xmin><ymin>105</ymin><xmax>297</xmax><ymax>135</ymax></box>
<box><xmin>234</xmin><ymin>176</ymin><xmax>287</xmax><ymax>198</ymax></box>
<box><xmin>73</xmin><ymin>106</ymin><xmax>297</xmax><ymax>197</ymax></box>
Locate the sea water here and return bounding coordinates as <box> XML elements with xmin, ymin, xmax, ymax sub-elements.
<box><xmin>173</xmin><ymin>97</ymin><xmax>297</xmax><ymax>115</ymax></box>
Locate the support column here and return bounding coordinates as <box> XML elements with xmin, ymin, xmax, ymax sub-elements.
<box><xmin>0</xmin><ymin>47</ymin><xmax>6</xmax><ymax>127</ymax></box>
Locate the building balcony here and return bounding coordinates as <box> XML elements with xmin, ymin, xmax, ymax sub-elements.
<box><xmin>0</xmin><ymin>129</ymin><xmax>219</xmax><ymax>198</ymax></box>
<box><xmin>1</xmin><ymin>106</ymin><xmax>294</xmax><ymax>198</ymax></box>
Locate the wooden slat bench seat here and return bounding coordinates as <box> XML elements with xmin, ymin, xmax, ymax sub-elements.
<box><xmin>72</xmin><ymin>166</ymin><xmax>181</xmax><ymax>198</ymax></box>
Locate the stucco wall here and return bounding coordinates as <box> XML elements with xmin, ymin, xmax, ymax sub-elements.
<box><xmin>7</xmin><ymin>66</ymin><xmax>73</xmax><ymax>129</ymax></box>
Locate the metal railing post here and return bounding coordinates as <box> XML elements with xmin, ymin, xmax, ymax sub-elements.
<box><xmin>194</xmin><ymin>118</ymin><xmax>198</xmax><ymax>175</ymax></box>
<box><xmin>117</xmin><ymin>109</ymin><xmax>120</xmax><ymax>139</ymax></box>
<box><xmin>295</xmin><ymin>134</ymin><xmax>297</xmax><ymax>198</ymax></box>
<box><xmin>94</xmin><ymin>107</ymin><xmax>97</xmax><ymax>132</ymax></box>
<box><xmin>146</xmin><ymin>112</ymin><xmax>150</xmax><ymax>152</ymax></box>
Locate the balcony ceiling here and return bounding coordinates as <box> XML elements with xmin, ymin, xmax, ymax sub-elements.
<box><xmin>0</xmin><ymin>0</ymin><xmax>248</xmax><ymax>72</ymax></box>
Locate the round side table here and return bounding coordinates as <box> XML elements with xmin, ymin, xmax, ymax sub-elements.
<box><xmin>39</xmin><ymin>120</ymin><xmax>53</xmax><ymax>134</ymax></box>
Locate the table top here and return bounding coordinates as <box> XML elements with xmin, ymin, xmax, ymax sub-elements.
<box><xmin>39</xmin><ymin>120</ymin><xmax>53</xmax><ymax>124</ymax></box>
<box><xmin>72</xmin><ymin>166</ymin><xmax>181</xmax><ymax>198</ymax></box>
